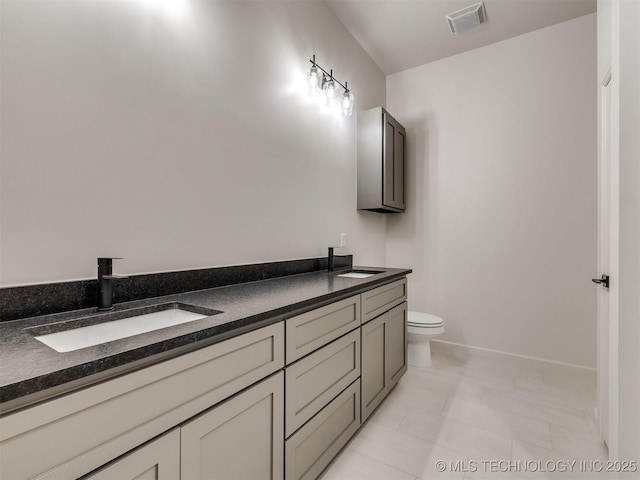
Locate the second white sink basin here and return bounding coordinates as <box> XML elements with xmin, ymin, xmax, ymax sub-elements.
<box><xmin>34</xmin><ymin>305</ymin><xmax>218</xmax><ymax>353</ymax></box>
<box><xmin>337</xmin><ymin>269</ymin><xmax>383</xmax><ymax>279</ymax></box>
<box><xmin>337</xmin><ymin>272</ymin><xmax>376</xmax><ymax>278</ymax></box>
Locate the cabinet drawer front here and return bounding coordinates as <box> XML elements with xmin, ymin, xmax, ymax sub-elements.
<box><xmin>0</xmin><ymin>323</ymin><xmax>284</xmax><ymax>480</ymax></box>
<box><xmin>286</xmin><ymin>295</ymin><xmax>360</xmax><ymax>363</ymax></box>
<box><xmin>361</xmin><ymin>278</ymin><xmax>407</xmax><ymax>324</ymax></box>
<box><xmin>285</xmin><ymin>329</ymin><xmax>360</xmax><ymax>437</ymax></box>
<box><xmin>181</xmin><ymin>372</ymin><xmax>284</xmax><ymax>480</ymax></box>
<box><xmin>285</xmin><ymin>379</ymin><xmax>361</xmax><ymax>480</ymax></box>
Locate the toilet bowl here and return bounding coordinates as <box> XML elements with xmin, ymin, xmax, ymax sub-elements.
<box><xmin>407</xmin><ymin>311</ymin><xmax>444</xmax><ymax>367</ymax></box>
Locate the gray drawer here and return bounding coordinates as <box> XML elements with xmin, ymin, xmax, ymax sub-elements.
<box><xmin>361</xmin><ymin>278</ymin><xmax>407</xmax><ymax>324</ymax></box>
<box><xmin>286</xmin><ymin>295</ymin><xmax>360</xmax><ymax>364</ymax></box>
<box><xmin>285</xmin><ymin>329</ymin><xmax>360</xmax><ymax>437</ymax></box>
<box><xmin>285</xmin><ymin>379</ymin><xmax>361</xmax><ymax>480</ymax></box>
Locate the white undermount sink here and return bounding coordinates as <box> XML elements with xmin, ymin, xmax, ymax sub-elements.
<box><xmin>336</xmin><ymin>269</ymin><xmax>383</xmax><ymax>279</ymax></box>
<box><xmin>337</xmin><ymin>272</ymin><xmax>376</xmax><ymax>278</ymax></box>
<box><xmin>33</xmin><ymin>304</ymin><xmax>219</xmax><ymax>353</ymax></box>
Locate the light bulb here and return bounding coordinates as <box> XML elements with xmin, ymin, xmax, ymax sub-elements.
<box><xmin>308</xmin><ymin>65</ymin><xmax>320</xmax><ymax>96</ymax></box>
<box><xmin>342</xmin><ymin>90</ymin><xmax>354</xmax><ymax>117</ymax></box>
<box><xmin>324</xmin><ymin>78</ymin><xmax>338</xmax><ymax>108</ymax></box>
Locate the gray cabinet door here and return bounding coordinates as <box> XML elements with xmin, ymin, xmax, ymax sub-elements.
<box><xmin>84</xmin><ymin>430</ymin><xmax>180</xmax><ymax>480</ymax></box>
<box><xmin>357</xmin><ymin>107</ymin><xmax>406</xmax><ymax>213</ymax></box>
<box><xmin>383</xmin><ymin>113</ymin><xmax>406</xmax><ymax>210</ymax></box>
<box><xmin>361</xmin><ymin>301</ymin><xmax>408</xmax><ymax>423</ymax></box>
<box><xmin>181</xmin><ymin>372</ymin><xmax>284</xmax><ymax>480</ymax></box>
<box><xmin>360</xmin><ymin>313</ymin><xmax>388</xmax><ymax>423</ymax></box>
<box><xmin>393</xmin><ymin>126</ymin><xmax>406</xmax><ymax>210</ymax></box>
<box><xmin>387</xmin><ymin>302</ymin><xmax>408</xmax><ymax>388</ymax></box>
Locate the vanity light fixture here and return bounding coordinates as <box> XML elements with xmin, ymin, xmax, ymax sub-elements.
<box><xmin>342</xmin><ymin>86</ymin><xmax>354</xmax><ymax>117</ymax></box>
<box><xmin>308</xmin><ymin>63</ymin><xmax>321</xmax><ymax>96</ymax></box>
<box><xmin>323</xmin><ymin>74</ymin><xmax>338</xmax><ymax>108</ymax></box>
<box><xmin>308</xmin><ymin>55</ymin><xmax>354</xmax><ymax>116</ymax></box>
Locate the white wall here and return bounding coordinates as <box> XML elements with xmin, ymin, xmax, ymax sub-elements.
<box><xmin>0</xmin><ymin>0</ymin><xmax>387</xmax><ymax>286</ymax></box>
<box><xmin>386</xmin><ymin>14</ymin><xmax>597</xmax><ymax>367</ymax></box>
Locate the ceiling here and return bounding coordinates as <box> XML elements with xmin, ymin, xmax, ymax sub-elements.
<box><xmin>324</xmin><ymin>0</ymin><xmax>597</xmax><ymax>75</ymax></box>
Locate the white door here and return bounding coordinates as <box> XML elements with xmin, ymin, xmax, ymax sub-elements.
<box><xmin>596</xmin><ymin>69</ymin><xmax>616</xmax><ymax>450</ymax></box>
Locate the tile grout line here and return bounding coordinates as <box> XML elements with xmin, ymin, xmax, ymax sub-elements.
<box><xmin>420</xmin><ymin>372</ymin><xmax>596</xmax><ymax>444</ymax></box>
<box><xmin>475</xmin><ymin>386</ymin><xmax>594</xmax><ymax>434</ymax></box>
<box><xmin>421</xmin><ymin>367</ymin><xmax>594</xmax><ymax>421</ymax></box>
<box><xmin>343</xmin><ymin>445</ymin><xmax>423</xmax><ymax>478</ymax></box>
<box><xmin>400</xmin><ymin>406</ymin><xmax>515</xmax><ymax>461</ymax></box>
<box><xmin>435</xmin><ymin>396</ymin><xmax>556</xmax><ymax>451</ymax></box>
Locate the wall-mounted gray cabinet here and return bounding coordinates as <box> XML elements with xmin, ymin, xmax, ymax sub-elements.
<box><xmin>357</xmin><ymin>107</ymin><xmax>406</xmax><ymax>213</ymax></box>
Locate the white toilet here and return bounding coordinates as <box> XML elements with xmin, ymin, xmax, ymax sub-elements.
<box><xmin>407</xmin><ymin>311</ymin><xmax>445</xmax><ymax>367</ymax></box>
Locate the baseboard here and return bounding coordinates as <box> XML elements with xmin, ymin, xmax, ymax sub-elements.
<box><xmin>430</xmin><ymin>339</ymin><xmax>597</xmax><ymax>372</ymax></box>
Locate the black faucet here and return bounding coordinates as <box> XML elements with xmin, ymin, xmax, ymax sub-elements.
<box><xmin>328</xmin><ymin>247</ymin><xmax>335</xmax><ymax>272</ymax></box>
<box><xmin>97</xmin><ymin>257</ymin><xmax>128</xmax><ymax>311</ymax></box>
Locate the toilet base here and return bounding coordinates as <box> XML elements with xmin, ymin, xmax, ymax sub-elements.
<box><xmin>408</xmin><ymin>334</ymin><xmax>433</xmax><ymax>367</ymax></box>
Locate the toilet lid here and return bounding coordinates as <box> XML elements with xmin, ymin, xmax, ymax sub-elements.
<box><xmin>407</xmin><ymin>311</ymin><xmax>444</xmax><ymax>327</ymax></box>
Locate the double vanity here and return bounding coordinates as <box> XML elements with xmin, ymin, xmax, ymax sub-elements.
<box><xmin>0</xmin><ymin>261</ymin><xmax>410</xmax><ymax>480</ymax></box>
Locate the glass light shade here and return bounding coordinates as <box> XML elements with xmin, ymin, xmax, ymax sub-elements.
<box><xmin>324</xmin><ymin>78</ymin><xmax>338</xmax><ymax>108</ymax></box>
<box><xmin>308</xmin><ymin>65</ymin><xmax>321</xmax><ymax>96</ymax></box>
<box><xmin>342</xmin><ymin>90</ymin><xmax>354</xmax><ymax>117</ymax></box>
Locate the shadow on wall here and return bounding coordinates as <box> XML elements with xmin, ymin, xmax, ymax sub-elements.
<box><xmin>386</xmin><ymin>115</ymin><xmax>439</xmax><ymax>317</ymax></box>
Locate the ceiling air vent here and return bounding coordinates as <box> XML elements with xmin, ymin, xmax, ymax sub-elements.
<box><xmin>446</xmin><ymin>2</ymin><xmax>487</xmax><ymax>34</ymax></box>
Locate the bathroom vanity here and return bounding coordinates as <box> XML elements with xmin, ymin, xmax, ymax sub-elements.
<box><xmin>0</xmin><ymin>264</ymin><xmax>410</xmax><ymax>480</ymax></box>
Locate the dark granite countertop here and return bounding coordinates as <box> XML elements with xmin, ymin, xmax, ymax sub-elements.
<box><xmin>0</xmin><ymin>266</ymin><xmax>411</xmax><ymax>413</ymax></box>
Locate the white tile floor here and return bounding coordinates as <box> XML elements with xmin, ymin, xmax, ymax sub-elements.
<box><xmin>323</xmin><ymin>344</ymin><xmax>609</xmax><ymax>479</ymax></box>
